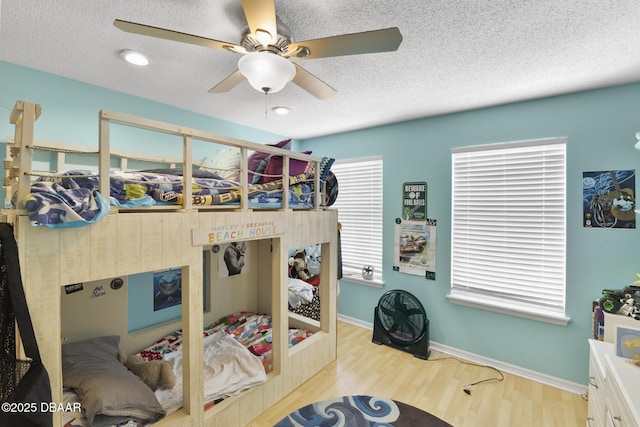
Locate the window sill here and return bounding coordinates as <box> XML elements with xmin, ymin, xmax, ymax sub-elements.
<box><xmin>447</xmin><ymin>293</ymin><xmax>570</xmax><ymax>326</ymax></box>
<box><xmin>340</xmin><ymin>274</ymin><xmax>384</xmax><ymax>288</ymax></box>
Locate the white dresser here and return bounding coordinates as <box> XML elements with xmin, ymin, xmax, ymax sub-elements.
<box><xmin>588</xmin><ymin>339</ymin><xmax>640</xmax><ymax>427</ymax></box>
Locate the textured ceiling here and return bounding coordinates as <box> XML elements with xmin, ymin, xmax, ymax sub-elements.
<box><xmin>1</xmin><ymin>1</ymin><xmax>640</xmax><ymax>140</ymax></box>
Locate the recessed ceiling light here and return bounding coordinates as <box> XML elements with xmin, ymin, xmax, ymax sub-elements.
<box><xmin>272</xmin><ymin>106</ymin><xmax>290</xmax><ymax>115</ymax></box>
<box><xmin>120</xmin><ymin>49</ymin><xmax>149</xmax><ymax>66</ymax></box>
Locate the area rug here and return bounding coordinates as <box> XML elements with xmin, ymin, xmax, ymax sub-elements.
<box><xmin>274</xmin><ymin>395</ymin><xmax>452</xmax><ymax>427</ymax></box>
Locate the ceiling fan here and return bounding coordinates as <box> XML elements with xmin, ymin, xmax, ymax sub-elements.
<box><xmin>114</xmin><ymin>0</ymin><xmax>402</xmax><ymax>99</ymax></box>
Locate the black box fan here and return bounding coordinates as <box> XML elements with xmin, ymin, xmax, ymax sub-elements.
<box><xmin>372</xmin><ymin>290</ymin><xmax>430</xmax><ymax>359</ymax></box>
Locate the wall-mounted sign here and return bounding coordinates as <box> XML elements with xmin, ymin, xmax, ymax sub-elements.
<box><xmin>192</xmin><ymin>220</ymin><xmax>285</xmax><ymax>246</ymax></box>
<box><xmin>402</xmin><ymin>182</ymin><xmax>427</xmax><ymax>220</ymax></box>
<box><xmin>393</xmin><ymin>218</ymin><xmax>437</xmax><ymax>280</ymax></box>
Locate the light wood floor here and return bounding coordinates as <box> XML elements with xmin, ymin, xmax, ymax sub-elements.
<box><xmin>248</xmin><ymin>321</ymin><xmax>587</xmax><ymax>427</ymax></box>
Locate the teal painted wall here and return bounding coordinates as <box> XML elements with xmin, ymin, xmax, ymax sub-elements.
<box><xmin>0</xmin><ymin>61</ymin><xmax>289</xmax><ymax>148</ymax></box>
<box><xmin>301</xmin><ymin>83</ymin><xmax>640</xmax><ymax>385</ymax></box>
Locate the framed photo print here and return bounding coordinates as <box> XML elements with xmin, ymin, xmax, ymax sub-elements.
<box><xmin>615</xmin><ymin>325</ymin><xmax>640</xmax><ymax>361</ymax></box>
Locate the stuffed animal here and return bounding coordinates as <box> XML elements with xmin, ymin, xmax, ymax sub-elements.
<box><xmin>288</xmin><ymin>249</ymin><xmax>320</xmax><ymax>286</ymax></box>
<box><xmin>119</xmin><ymin>353</ymin><xmax>176</xmax><ymax>391</ymax></box>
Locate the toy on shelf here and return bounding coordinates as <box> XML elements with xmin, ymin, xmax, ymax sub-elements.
<box><xmin>619</xmin><ymin>295</ymin><xmax>639</xmax><ymax>319</ymax></box>
<box><xmin>598</xmin><ymin>275</ymin><xmax>640</xmax><ymax>319</ymax></box>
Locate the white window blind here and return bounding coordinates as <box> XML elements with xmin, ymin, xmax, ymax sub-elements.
<box><xmin>331</xmin><ymin>157</ymin><xmax>383</xmax><ymax>284</ymax></box>
<box><xmin>449</xmin><ymin>138</ymin><xmax>568</xmax><ymax>325</ymax></box>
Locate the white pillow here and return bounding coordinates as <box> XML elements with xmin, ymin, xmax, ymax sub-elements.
<box><xmin>201</xmin><ymin>148</ymin><xmax>241</xmax><ymax>181</ymax></box>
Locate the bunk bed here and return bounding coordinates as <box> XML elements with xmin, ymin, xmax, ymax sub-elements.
<box><xmin>3</xmin><ymin>100</ymin><xmax>339</xmax><ymax>427</ymax></box>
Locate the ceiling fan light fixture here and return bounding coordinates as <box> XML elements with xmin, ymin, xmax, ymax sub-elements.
<box><xmin>120</xmin><ymin>49</ymin><xmax>149</xmax><ymax>66</ymax></box>
<box><xmin>238</xmin><ymin>52</ymin><xmax>295</xmax><ymax>94</ymax></box>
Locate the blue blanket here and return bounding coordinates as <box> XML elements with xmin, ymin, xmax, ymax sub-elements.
<box><xmin>20</xmin><ymin>170</ymin><xmax>318</xmax><ymax>228</ymax></box>
<box><xmin>22</xmin><ymin>172</ymin><xmax>109</xmax><ymax>228</ymax></box>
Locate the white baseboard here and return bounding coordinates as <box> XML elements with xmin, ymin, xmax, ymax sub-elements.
<box><xmin>337</xmin><ymin>313</ymin><xmax>587</xmax><ymax>396</ymax></box>
<box><xmin>338</xmin><ymin>313</ymin><xmax>374</xmax><ymax>330</ymax></box>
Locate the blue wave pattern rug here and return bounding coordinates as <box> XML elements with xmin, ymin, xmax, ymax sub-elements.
<box><xmin>274</xmin><ymin>395</ymin><xmax>452</xmax><ymax>427</ymax></box>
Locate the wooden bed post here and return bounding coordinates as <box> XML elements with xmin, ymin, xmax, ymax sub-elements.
<box><xmin>98</xmin><ymin>110</ymin><xmax>111</xmax><ymax>202</ymax></box>
<box><xmin>180</xmin><ymin>262</ymin><xmax>205</xmax><ymax>421</ymax></box>
<box><xmin>314</xmin><ymin>160</ymin><xmax>321</xmax><ymax>211</ymax></box>
<box><xmin>8</xmin><ymin>101</ymin><xmax>39</xmax><ymax>210</ymax></box>
<box><xmin>240</xmin><ymin>147</ymin><xmax>249</xmax><ymax>210</ymax></box>
<box><xmin>182</xmin><ymin>135</ymin><xmax>193</xmax><ymax>210</ymax></box>
<box><xmin>282</xmin><ymin>156</ymin><xmax>290</xmax><ymax>210</ymax></box>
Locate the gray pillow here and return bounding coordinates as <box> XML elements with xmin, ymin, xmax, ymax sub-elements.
<box><xmin>62</xmin><ymin>335</ymin><xmax>165</xmax><ymax>426</ymax></box>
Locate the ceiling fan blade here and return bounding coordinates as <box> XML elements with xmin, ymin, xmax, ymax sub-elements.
<box><xmin>292</xmin><ymin>64</ymin><xmax>336</xmax><ymax>100</ymax></box>
<box><xmin>208</xmin><ymin>69</ymin><xmax>246</xmax><ymax>93</ymax></box>
<box><xmin>284</xmin><ymin>27</ymin><xmax>402</xmax><ymax>59</ymax></box>
<box><xmin>114</xmin><ymin>19</ymin><xmax>246</xmax><ymax>54</ymax></box>
<box><xmin>241</xmin><ymin>0</ymin><xmax>278</xmax><ymax>45</ymax></box>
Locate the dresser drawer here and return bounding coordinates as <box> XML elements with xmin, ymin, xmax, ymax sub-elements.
<box><xmin>605</xmin><ymin>393</ymin><xmax>635</xmax><ymax>427</ymax></box>
<box><xmin>589</xmin><ymin>340</ymin><xmax>607</xmax><ymax>427</ymax></box>
<box><xmin>587</xmin><ymin>340</ymin><xmax>640</xmax><ymax>427</ymax></box>
<box><xmin>605</xmin><ymin>359</ymin><xmax>639</xmax><ymax>427</ymax></box>
<box><xmin>589</xmin><ymin>344</ymin><xmax>606</xmax><ymax>391</ymax></box>
<box><xmin>588</xmin><ymin>396</ymin><xmax>604</xmax><ymax>427</ymax></box>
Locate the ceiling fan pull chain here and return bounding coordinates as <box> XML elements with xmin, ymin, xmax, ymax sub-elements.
<box><xmin>264</xmin><ymin>92</ymin><xmax>267</xmax><ymax>119</ymax></box>
<box><xmin>264</xmin><ymin>91</ymin><xmax>271</xmax><ymax>119</ymax></box>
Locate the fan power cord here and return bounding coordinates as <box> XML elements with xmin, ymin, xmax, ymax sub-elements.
<box><xmin>462</xmin><ymin>370</ymin><xmax>504</xmax><ymax>395</ymax></box>
<box><xmin>429</xmin><ymin>356</ymin><xmax>504</xmax><ymax>396</ymax></box>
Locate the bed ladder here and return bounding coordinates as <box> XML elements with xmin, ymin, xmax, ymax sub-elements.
<box><xmin>4</xmin><ymin>100</ymin><xmax>40</xmax><ymax>212</ymax></box>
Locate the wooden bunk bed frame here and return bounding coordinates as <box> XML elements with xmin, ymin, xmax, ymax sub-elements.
<box><xmin>3</xmin><ymin>100</ymin><xmax>338</xmax><ymax>427</ymax></box>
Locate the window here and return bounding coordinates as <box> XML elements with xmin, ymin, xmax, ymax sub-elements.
<box><xmin>449</xmin><ymin>138</ymin><xmax>568</xmax><ymax>325</ymax></box>
<box><xmin>330</xmin><ymin>157</ymin><xmax>383</xmax><ymax>286</ymax></box>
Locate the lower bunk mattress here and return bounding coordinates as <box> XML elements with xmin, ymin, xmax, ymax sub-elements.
<box><xmin>61</xmin><ymin>312</ymin><xmax>311</xmax><ymax>427</ymax></box>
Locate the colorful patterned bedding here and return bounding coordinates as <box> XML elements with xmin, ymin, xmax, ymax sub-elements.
<box><xmin>62</xmin><ymin>312</ymin><xmax>311</xmax><ymax>427</ymax></box>
<box><xmin>137</xmin><ymin>311</ymin><xmax>311</xmax><ymax>373</ymax></box>
<box><xmin>140</xmin><ymin>312</ymin><xmax>312</xmax><ymax>417</ymax></box>
<box><xmin>20</xmin><ymin>158</ymin><xmax>336</xmax><ymax>228</ymax></box>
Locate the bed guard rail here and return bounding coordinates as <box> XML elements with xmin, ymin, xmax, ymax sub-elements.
<box><xmin>4</xmin><ymin>100</ymin><xmax>325</xmax><ymax>213</ymax></box>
